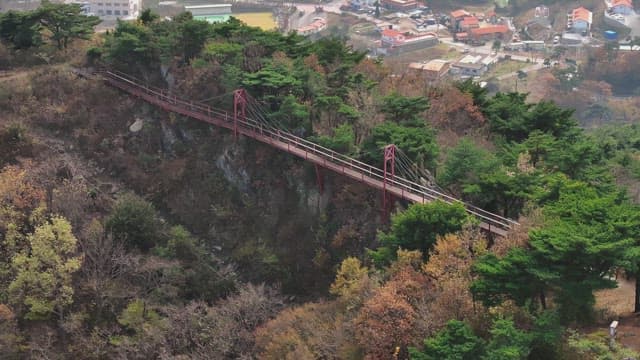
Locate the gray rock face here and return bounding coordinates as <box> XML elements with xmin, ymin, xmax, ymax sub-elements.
<box><xmin>160</xmin><ymin>120</ymin><xmax>177</xmax><ymax>151</ymax></box>
<box><xmin>216</xmin><ymin>145</ymin><xmax>250</xmax><ymax>194</ymax></box>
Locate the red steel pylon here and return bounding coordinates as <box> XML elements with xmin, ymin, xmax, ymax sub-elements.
<box><xmin>233</xmin><ymin>89</ymin><xmax>247</xmax><ymax>140</ymax></box>
<box><xmin>382</xmin><ymin>144</ymin><xmax>396</xmax><ymax>221</ymax></box>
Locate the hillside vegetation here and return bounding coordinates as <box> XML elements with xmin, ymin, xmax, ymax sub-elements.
<box><xmin>1</xmin><ymin>7</ymin><xmax>640</xmax><ymax>359</ymax></box>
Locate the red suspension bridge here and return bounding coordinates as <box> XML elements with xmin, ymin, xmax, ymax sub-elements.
<box><xmin>98</xmin><ymin>69</ymin><xmax>518</xmax><ymax>236</ymax></box>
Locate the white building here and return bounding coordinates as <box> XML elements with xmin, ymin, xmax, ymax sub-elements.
<box><xmin>184</xmin><ymin>4</ymin><xmax>231</xmax><ymax>16</ymax></box>
<box><xmin>88</xmin><ymin>0</ymin><xmax>139</xmax><ymax>19</ymax></box>
<box><xmin>450</xmin><ymin>55</ymin><xmax>489</xmax><ymax>77</ymax></box>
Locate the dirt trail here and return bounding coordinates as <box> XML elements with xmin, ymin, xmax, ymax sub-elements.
<box><xmin>595</xmin><ymin>277</ymin><xmax>640</xmax><ymax>351</ymax></box>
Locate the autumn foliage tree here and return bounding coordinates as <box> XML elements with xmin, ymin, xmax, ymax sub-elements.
<box><xmin>420</xmin><ymin>231</ymin><xmax>487</xmax><ymax>331</ymax></box>
<box><xmin>8</xmin><ymin>216</ymin><xmax>82</xmax><ymax>320</ymax></box>
<box><xmin>255</xmin><ymin>302</ymin><xmax>346</xmax><ymax>360</ymax></box>
<box><xmin>354</xmin><ymin>263</ymin><xmax>429</xmax><ymax>359</ymax></box>
<box><xmin>426</xmin><ymin>85</ymin><xmax>485</xmax><ymax>133</ymax></box>
<box><xmin>355</xmin><ymin>282</ymin><xmax>418</xmax><ymax>359</ymax></box>
<box><xmin>0</xmin><ymin>165</ymin><xmax>45</xmax><ymax>233</ymax></box>
<box><xmin>329</xmin><ymin>257</ymin><xmax>374</xmax><ymax>311</ymax></box>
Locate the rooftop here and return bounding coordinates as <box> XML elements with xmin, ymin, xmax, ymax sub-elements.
<box><xmin>382</xmin><ymin>28</ymin><xmax>403</xmax><ymax>37</ymax></box>
<box><xmin>297</xmin><ymin>19</ymin><xmax>326</xmax><ymax>33</ymax></box>
<box><xmin>461</xmin><ymin>16</ymin><xmax>479</xmax><ymax>26</ymax></box>
<box><xmin>612</xmin><ymin>0</ymin><xmax>633</xmax><ymax>7</ymax></box>
<box><xmin>382</xmin><ymin>0</ymin><xmax>417</xmax><ymax>4</ymax></box>
<box><xmin>424</xmin><ymin>59</ymin><xmax>449</xmax><ymax>71</ymax></box>
<box><xmin>193</xmin><ymin>14</ymin><xmax>231</xmax><ymax>23</ymax></box>
<box><xmin>409</xmin><ymin>59</ymin><xmax>449</xmax><ymax>71</ymax></box>
<box><xmin>403</xmin><ymin>33</ymin><xmax>437</xmax><ymax>43</ymax></box>
<box><xmin>452</xmin><ymin>62</ymin><xmax>485</xmax><ymax>70</ymax></box>
<box><xmin>184</xmin><ymin>4</ymin><xmax>231</xmax><ymax>8</ymax></box>
<box><xmin>572</xmin><ymin>6</ymin><xmax>593</xmax><ymax>23</ymax></box>
<box><xmin>459</xmin><ymin>54</ymin><xmax>483</xmax><ymax>64</ymax></box>
<box><xmin>470</xmin><ymin>25</ymin><xmax>509</xmax><ymax>35</ymax></box>
<box><xmin>451</xmin><ymin>9</ymin><xmax>469</xmax><ymax>18</ymax></box>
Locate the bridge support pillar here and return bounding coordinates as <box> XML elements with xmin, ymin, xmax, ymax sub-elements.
<box><xmin>382</xmin><ymin>144</ymin><xmax>396</xmax><ymax>222</ymax></box>
<box><xmin>315</xmin><ymin>164</ymin><xmax>324</xmax><ymax>194</ymax></box>
<box><xmin>233</xmin><ymin>89</ymin><xmax>247</xmax><ymax>140</ymax></box>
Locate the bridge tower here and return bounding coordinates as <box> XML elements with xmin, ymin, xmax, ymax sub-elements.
<box><xmin>233</xmin><ymin>89</ymin><xmax>247</xmax><ymax>139</ymax></box>
<box><xmin>382</xmin><ymin>144</ymin><xmax>396</xmax><ymax>221</ymax></box>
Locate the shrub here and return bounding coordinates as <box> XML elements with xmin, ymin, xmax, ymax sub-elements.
<box><xmin>105</xmin><ymin>193</ymin><xmax>163</xmax><ymax>251</ymax></box>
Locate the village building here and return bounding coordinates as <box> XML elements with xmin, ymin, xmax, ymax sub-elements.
<box><xmin>450</xmin><ymin>9</ymin><xmax>470</xmax><ymax>31</ymax></box>
<box><xmin>408</xmin><ymin>59</ymin><xmax>450</xmax><ymax>80</ymax></box>
<box><xmin>459</xmin><ymin>16</ymin><xmax>480</xmax><ymax>31</ymax></box>
<box><xmin>378</xmin><ymin>28</ymin><xmax>437</xmax><ymax>55</ymax></box>
<box><xmin>571</xmin><ymin>6</ymin><xmax>592</xmax><ymax>32</ymax></box>
<box><xmin>534</xmin><ymin>5</ymin><xmax>549</xmax><ymax>17</ymax></box>
<box><xmin>561</xmin><ymin>32</ymin><xmax>584</xmax><ymax>45</ymax></box>
<box><xmin>185</xmin><ymin>4</ymin><xmax>231</xmax><ymax>23</ymax></box>
<box><xmin>387</xmin><ymin>34</ymin><xmax>438</xmax><ymax>54</ymax></box>
<box><xmin>296</xmin><ymin>18</ymin><xmax>327</xmax><ymax>36</ymax></box>
<box><xmin>450</xmin><ymin>54</ymin><xmax>497</xmax><ymax>77</ymax></box>
<box><xmin>451</xmin><ymin>9</ymin><xmax>470</xmax><ymax>21</ymax></box>
<box><xmin>522</xmin><ymin>40</ymin><xmax>545</xmax><ymax>51</ymax></box>
<box><xmin>88</xmin><ymin>0</ymin><xmax>139</xmax><ymax>18</ymax></box>
<box><xmin>610</xmin><ymin>0</ymin><xmax>633</xmax><ymax>14</ymax></box>
<box><xmin>381</xmin><ymin>0</ymin><xmax>417</xmax><ymax>11</ymax></box>
<box><xmin>469</xmin><ymin>25</ymin><xmax>509</xmax><ymax>42</ymax></box>
<box><xmin>381</xmin><ymin>28</ymin><xmax>406</xmax><ymax>47</ymax></box>
<box><xmin>450</xmin><ymin>61</ymin><xmax>486</xmax><ymax>77</ymax></box>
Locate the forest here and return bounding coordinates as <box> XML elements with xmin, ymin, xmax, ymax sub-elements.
<box><xmin>1</xmin><ymin>5</ymin><xmax>640</xmax><ymax>359</ymax></box>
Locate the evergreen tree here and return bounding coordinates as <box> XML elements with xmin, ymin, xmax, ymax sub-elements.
<box><xmin>409</xmin><ymin>320</ymin><xmax>484</xmax><ymax>360</ymax></box>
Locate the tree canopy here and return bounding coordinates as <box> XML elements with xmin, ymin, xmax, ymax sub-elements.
<box><xmin>370</xmin><ymin>201</ymin><xmax>469</xmax><ymax>265</ymax></box>
<box><xmin>0</xmin><ymin>1</ymin><xmax>99</xmax><ymax>50</ymax></box>
<box><xmin>8</xmin><ymin>216</ymin><xmax>81</xmax><ymax>320</ymax></box>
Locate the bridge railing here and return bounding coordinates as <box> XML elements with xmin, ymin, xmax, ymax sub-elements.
<box><xmin>100</xmin><ymin>70</ymin><xmax>519</xmax><ymax>231</ymax></box>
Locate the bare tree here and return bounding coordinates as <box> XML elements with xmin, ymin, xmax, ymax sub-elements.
<box><xmin>164</xmin><ymin>283</ymin><xmax>284</xmax><ymax>359</ymax></box>
<box><xmin>78</xmin><ymin>220</ymin><xmax>136</xmax><ymax>319</ymax></box>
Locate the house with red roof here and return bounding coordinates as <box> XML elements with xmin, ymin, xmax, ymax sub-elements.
<box><xmin>296</xmin><ymin>18</ymin><xmax>327</xmax><ymax>36</ymax></box>
<box><xmin>451</xmin><ymin>9</ymin><xmax>470</xmax><ymax>21</ymax></box>
<box><xmin>571</xmin><ymin>7</ymin><xmax>592</xmax><ymax>32</ymax></box>
<box><xmin>381</xmin><ymin>28</ymin><xmax>406</xmax><ymax>47</ymax></box>
<box><xmin>469</xmin><ymin>25</ymin><xmax>509</xmax><ymax>42</ymax></box>
<box><xmin>611</xmin><ymin>0</ymin><xmax>633</xmax><ymax>14</ymax></box>
<box><xmin>460</xmin><ymin>16</ymin><xmax>480</xmax><ymax>31</ymax></box>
